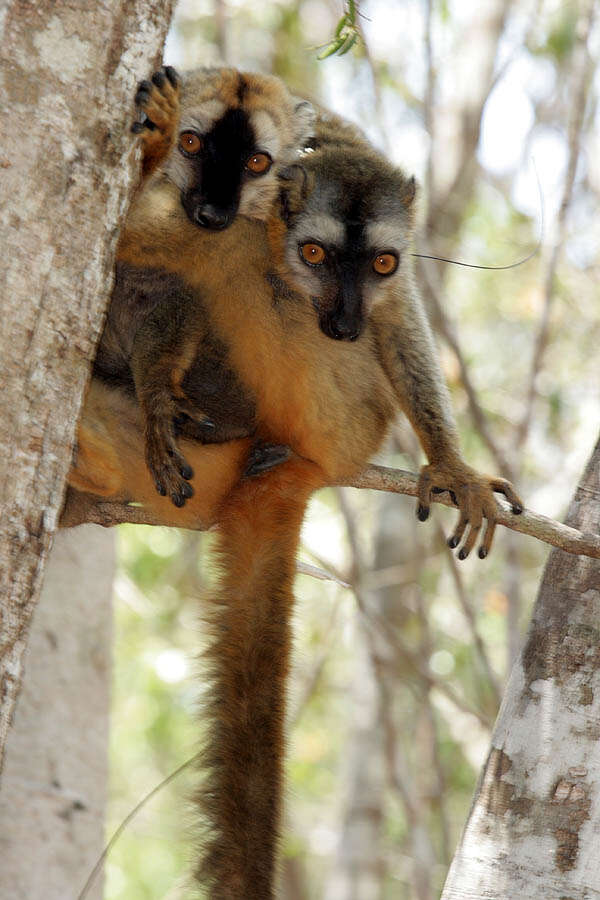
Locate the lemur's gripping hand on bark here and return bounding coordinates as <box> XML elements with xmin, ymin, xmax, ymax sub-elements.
<box><xmin>131</xmin><ymin>66</ymin><xmax>181</xmax><ymax>176</ymax></box>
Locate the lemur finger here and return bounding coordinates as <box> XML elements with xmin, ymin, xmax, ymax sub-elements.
<box><xmin>152</xmin><ymin>67</ymin><xmax>179</xmax><ymax>104</ymax></box>
<box><xmin>164</xmin><ymin>66</ymin><xmax>179</xmax><ymax>88</ymax></box>
<box><xmin>448</xmin><ymin>507</ymin><xmax>469</xmax><ymax>550</ymax></box>
<box><xmin>171</xmin><ymin>480</ymin><xmax>194</xmax><ymax>508</ymax></box>
<box><xmin>133</xmin><ymin>80</ymin><xmax>175</xmax><ymax>132</ymax></box>
<box><xmin>416</xmin><ymin>469</ymin><xmax>432</xmax><ymax>521</ymax></box>
<box><xmin>135</xmin><ymin>81</ymin><xmax>152</xmax><ymax>106</ymax></box>
<box><xmin>478</xmin><ymin>516</ymin><xmax>497</xmax><ymax>559</ymax></box>
<box><xmin>491</xmin><ymin>478</ymin><xmax>524</xmax><ymax>515</ymax></box>
<box><xmin>432</xmin><ymin>486</ymin><xmax>459</xmax><ymax>506</ymax></box>
<box><xmin>458</xmin><ymin>504</ymin><xmax>483</xmax><ymax>560</ymax></box>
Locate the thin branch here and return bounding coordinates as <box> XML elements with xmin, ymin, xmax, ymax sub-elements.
<box><xmin>61</xmin><ymin>463</ymin><xmax>600</xmax><ymax>559</ymax></box>
<box><xmin>348</xmin><ymin>465</ymin><xmax>600</xmax><ymax>559</ymax></box>
<box><xmin>435</xmin><ymin>523</ymin><xmax>502</xmax><ymax>705</ymax></box>
<box><xmin>335</xmin><ymin>490</ymin><xmax>492</xmax><ymax>729</ymax></box>
<box><xmin>514</xmin><ymin>0</ymin><xmax>596</xmax><ymax>449</ymax></box>
<box><xmin>289</xmin><ymin>600</ymin><xmax>341</xmax><ymax>728</ymax></box>
<box><xmin>418</xmin><ymin>258</ymin><xmax>514</xmax><ymax>479</ymax></box>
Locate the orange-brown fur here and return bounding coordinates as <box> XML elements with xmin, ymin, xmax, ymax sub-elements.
<box><xmin>196</xmin><ymin>456</ymin><xmax>322</xmax><ymax>899</ymax></box>
<box><xmin>64</xmin><ymin>70</ymin><xmax>522</xmax><ymax>898</ymax></box>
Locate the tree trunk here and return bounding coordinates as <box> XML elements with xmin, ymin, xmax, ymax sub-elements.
<box><xmin>442</xmin><ymin>434</ymin><xmax>600</xmax><ymax>899</ymax></box>
<box><xmin>0</xmin><ymin>0</ymin><xmax>176</xmax><ymax>772</ymax></box>
<box><xmin>0</xmin><ymin>526</ymin><xmax>115</xmax><ymax>900</ymax></box>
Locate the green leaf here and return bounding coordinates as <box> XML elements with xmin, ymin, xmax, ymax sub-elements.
<box><xmin>338</xmin><ymin>32</ymin><xmax>358</xmax><ymax>55</ymax></box>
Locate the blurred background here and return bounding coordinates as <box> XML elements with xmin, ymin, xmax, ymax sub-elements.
<box><xmin>104</xmin><ymin>1</ymin><xmax>599</xmax><ymax>897</ymax></box>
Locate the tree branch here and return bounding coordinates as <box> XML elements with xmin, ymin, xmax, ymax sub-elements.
<box><xmin>61</xmin><ymin>464</ymin><xmax>600</xmax><ymax>559</ymax></box>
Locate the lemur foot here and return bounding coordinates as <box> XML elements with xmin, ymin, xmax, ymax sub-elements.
<box><xmin>416</xmin><ymin>462</ymin><xmax>523</xmax><ymax>560</ymax></box>
<box><xmin>245</xmin><ymin>444</ymin><xmax>292</xmax><ymax>477</ymax></box>
<box><xmin>145</xmin><ymin>413</ymin><xmax>194</xmax><ymax>508</ymax></box>
<box><xmin>132</xmin><ymin>66</ymin><xmax>180</xmax><ymax>175</ymax></box>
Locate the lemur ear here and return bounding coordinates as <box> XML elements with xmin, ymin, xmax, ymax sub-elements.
<box><xmin>278</xmin><ymin>163</ymin><xmax>312</xmax><ymax>223</ymax></box>
<box><xmin>291</xmin><ymin>98</ymin><xmax>316</xmax><ymax>146</ymax></box>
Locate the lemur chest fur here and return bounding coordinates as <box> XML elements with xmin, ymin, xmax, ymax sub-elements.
<box><xmin>119</xmin><ymin>182</ymin><xmax>397</xmax><ymax>477</ymax></box>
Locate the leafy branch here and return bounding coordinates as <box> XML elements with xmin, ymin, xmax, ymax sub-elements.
<box><xmin>316</xmin><ymin>0</ymin><xmax>360</xmax><ymax>59</ymax></box>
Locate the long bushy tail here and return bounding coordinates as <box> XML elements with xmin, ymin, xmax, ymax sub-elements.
<box><xmin>196</xmin><ymin>458</ymin><xmax>322</xmax><ymax>899</ymax></box>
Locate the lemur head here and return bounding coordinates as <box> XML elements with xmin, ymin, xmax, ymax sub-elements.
<box><xmin>277</xmin><ymin>147</ymin><xmax>416</xmax><ymax>341</ymax></box>
<box><xmin>162</xmin><ymin>68</ymin><xmax>314</xmax><ymax>230</ymax></box>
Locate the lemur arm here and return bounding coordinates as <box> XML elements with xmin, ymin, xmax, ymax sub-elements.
<box><xmin>372</xmin><ymin>279</ymin><xmax>523</xmax><ymax>559</ymax></box>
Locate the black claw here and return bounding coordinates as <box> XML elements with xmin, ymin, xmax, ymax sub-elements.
<box><xmin>417</xmin><ymin>503</ymin><xmax>430</xmax><ymax>522</ymax></box>
<box><xmin>478</xmin><ymin>547</ymin><xmax>488</xmax><ymax>559</ymax></box>
<box><xmin>171</xmin><ymin>492</ymin><xmax>186</xmax><ymax>508</ymax></box>
<box><xmin>458</xmin><ymin>548</ymin><xmax>468</xmax><ymax>561</ymax></box>
<box><xmin>512</xmin><ymin>504</ymin><xmax>523</xmax><ymax>515</ymax></box>
<box><xmin>180</xmin><ymin>464</ymin><xmax>194</xmax><ymax>482</ymax></box>
<box><xmin>131</xmin><ymin>121</ymin><xmax>145</xmax><ymax>134</ymax></box>
<box><xmin>181</xmin><ymin>481</ymin><xmax>194</xmax><ymax>499</ymax></box>
<box><xmin>155</xmin><ymin>482</ymin><xmax>167</xmax><ymax>497</ymax></box>
<box><xmin>447</xmin><ymin>536</ymin><xmax>459</xmax><ymax>549</ymax></box>
<box><xmin>164</xmin><ymin>66</ymin><xmax>179</xmax><ymax>87</ymax></box>
<box><xmin>152</xmin><ymin>71</ymin><xmax>166</xmax><ymax>89</ymax></box>
<box><xmin>135</xmin><ymin>90</ymin><xmax>151</xmax><ymax>109</ymax></box>
<box><xmin>137</xmin><ymin>79</ymin><xmax>152</xmax><ymax>93</ymax></box>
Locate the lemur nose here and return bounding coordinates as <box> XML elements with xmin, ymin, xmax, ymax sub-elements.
<box><xmin>194</xmin><ymin>205</ymin><xmax>230</xmax><ymax>230</ymax></box>
<box><xmin>326</xmin><ymin>315</ymin><xmax>361</xmax><ymax>342</ymax></box>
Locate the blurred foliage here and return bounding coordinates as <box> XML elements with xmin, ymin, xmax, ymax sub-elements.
<box><xmin>105</xmin><ymin>0</ymin><xmax>599</xmax><ymax>897</ymax></box>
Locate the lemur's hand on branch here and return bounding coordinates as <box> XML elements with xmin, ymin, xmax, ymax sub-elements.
<box><xmin>416</xmin><ymin>461</ymin><xmax>523</xmax><ymax>559</ymax></box>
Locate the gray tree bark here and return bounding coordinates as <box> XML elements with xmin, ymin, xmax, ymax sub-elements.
<box><xmin>442</xmin><ymin>434</ymin><xmax>600</xmax><ymax>899</ymax></box>
<box><xmin>0</xmin><ymin>0</ymin><xmax>176</xmax><ymax>772</ymax></box>
<box><xmin>0</xmin><ymin>526</ymin><xmax>115</xmax><ymax>900</ymax></box>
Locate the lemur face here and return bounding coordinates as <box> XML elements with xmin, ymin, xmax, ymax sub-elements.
<box><xmin>279</xmin><ymin>149</ymin><xmax>417</xmax><ymax>341</ymax></box>
<box><xmin>163</xmin><ymin>68</ymin><xmax>314</xmax><ymax>231</ymax></box>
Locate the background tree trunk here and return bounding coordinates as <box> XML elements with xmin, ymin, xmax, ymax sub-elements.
<box><xmin>0</xmin><ymin>526</ymin><xmax>115</xmax><ymax>900</ymax></box>
<box><xmin>0</xmin><ymin>0</ymin><xmax>176</xmax><ymax>772</ymax></box>
<box><xmin>442</xmin><ymin>433</ymin><xmax>600</xmax><ymax>899</ymax></box>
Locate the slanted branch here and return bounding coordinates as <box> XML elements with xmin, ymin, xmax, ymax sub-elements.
<box><xmin>61</xmin><ymin>464</ymin><xmax>600</xmax><ymax>560</ymax></box>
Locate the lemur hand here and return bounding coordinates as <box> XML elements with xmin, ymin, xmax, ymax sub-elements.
<box><xmin>416</xmin><ymin>461</ymin><xmax>523</xmax><ymax>559</ymax></box>
<box><xmin>131</xmin><ymin>66</ymin><xmax>180</xmax><ymax>175</ymax></box>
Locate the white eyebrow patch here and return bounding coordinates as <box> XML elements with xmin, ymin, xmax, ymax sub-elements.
<box><xmin>295</xmin><ymin>212</ymin><xmax>344</xmax><ymax>246</ymax></box>
<box><xmin>250</xmin><ymin>109</ymin><xmax>282</xmax><ymax>157</ymax></box>
<box><xmin>366</xmin><ymin>220</ymin><xmax>407</xmax><ymax>251</ymax></box>
<box><xmin>182</xmin><ymin>99</ymin><xmax>227</xmax><ymax>135</ymax></box>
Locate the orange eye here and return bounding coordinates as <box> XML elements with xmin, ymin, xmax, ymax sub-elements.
<box><xmin>246</xmin><ymin>152</ymin><xmax>272</xmax><ymax>175</ymax></box>
<box><xmin>373</xmin><ymin>253</ymin><xmax>398</xmax><ymax>275</ymax></box>
<box><xmin>300</xmin><ymin>243</ymin><xmax>326</xmax><ymax>266</ymax></box>
<box><xmin>178</xmin><ymin>131</ymin><xmax>202</xmax><ymax>155</ymax></box>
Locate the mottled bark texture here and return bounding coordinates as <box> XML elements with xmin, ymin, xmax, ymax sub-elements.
<box><xmin>0</xmin><ymin>526</ymin><xmax>115</xmax><ymax>900</ymax></box>
<box><xmin>442</xmin><ymin>435</ymin><xmax>600</xmax><ymax>899</ymax></box>
<box><xmin>0</xmin><ymin>1</ymin><xmax>176</xmax><ymax>771</ymax></box>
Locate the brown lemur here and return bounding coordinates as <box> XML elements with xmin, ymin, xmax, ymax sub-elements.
<box><xmin>90</xmin><ymin>66</ymin><xmax>315</xmax><ymax>507</ymax></box>
<box><xmin>67</xmin><ymin>68</ymin><xmax>523</xmax><ymax>900</ymax></box>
